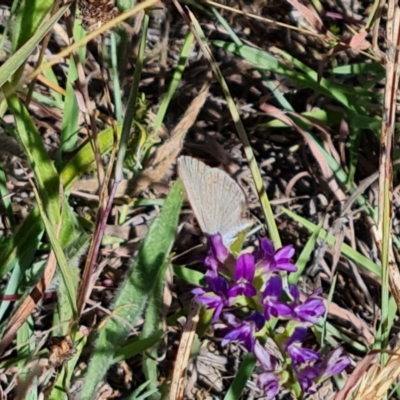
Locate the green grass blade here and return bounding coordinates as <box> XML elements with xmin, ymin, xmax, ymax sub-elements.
<box><xmin>7</xmin><ymin>94</ymin><xmax>60</xmax><ymax>225</ymax></box>
<box><xmin>223</xmin><ymin>353</ymin><xmax>256</xmax><ymax>400</ymax></box>
<box><xmin>53</xmin><ymin>210</ymin><xmax>90</xmax><ymax>336</ymax></box>
<box><xmin>189</xmin><ymin>11</ymin><xmax>281</xmax><ymax>248</ymax></box>
<box><xmin>115</xmin><ymin>13</ymin><xmax>149</xmax><ymax>182</ymax></box>
<box><xmin>17</xmin><ymin>317</ymin><xmax>37</xmax><ymax>400</ymax></box>
<box><xmin>0</xmin><ymin>5</ymin><xmax>69</xmax><ymax>90</ymax></box>
<box><xmin>211</xmin><ymin>41</ymin><xmax>377</xmax><ymax>110</ymax></box>
<box><xmin>154</xmin><ymin>31</ymin><xmax>194</xmax><ymax>130</ymax></box>
<box><xmin>57</xmin><ymin>22</ymin><xmax>86</xmax><ymax>164</ymax></box>
<box><xmin>110</xmin><ymin>31</ymin><xmax>123</xmax><ymax>123</ymax></box>
<box><xmin>34</xmin><ymin>196</ymin><xmax>78</xmax><ymax>317</ymax></box>
<box><xmin>11</xmin><ymin>0</ymin><xmax>53</xmax><ymax>53</ymax></box>
<box><xmin>289</xmin><ymin>217</ymin><xmax>324</xmax><ymax>285</ymax></box>
<box><xmin>0</xmin><ymin>208</ymin><xmax>43</xmax><ymax>279</ymax></box>
<box><xmin>113</xmin><ymin>331</ymin><xmax>165</xmax><ymax>363</ymax></box>
<box><xmin>61</xmin><ymin>125</ymin><xmax>121</xmax><ymax>190</ymax></box>
<box><xmin>0</xmin><ymin>234</ymin><xmax>42</xmax><ymax>321</ymax></box>
<box><xmin>142</xmin><ymin>260</ymin><xmax>169</xmax><ymax>395</ymax></box>
<box><xmin>282</xmin><ymin>207</ymin><xmax>380</xmax><ymax>276</ymax></box>
<box><xmin>0</xmin><ymin>161</ymin><xmax>16</xmax><ymax>229</ymax></box>
<box><xmin>80</xmin><ymin>180</ymin><xmax>184</xmax><ymax>400</ymax></box>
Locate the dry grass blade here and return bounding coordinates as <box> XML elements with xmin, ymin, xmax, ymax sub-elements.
<box><xmin>335</xmin><ymin>351</ymin><xmax>379</xmax><ymax>400</ymax></box>
<box><xmin>337</xmin><ymin>344</ymin><xmax>400</xmax><ymax>400</ymax></box>
<box><xmin>169</xmin><ymin>301</ymin><xmax>201</xmax><ymax>400</ymax></box>
<box><xmin>259</xmin><ymin>103</ymin><xmax>346</xmax><ymax>202</ymax></box>
<box><xmin>0</xmin><ymin>251</ymin><xmax>57</xmax><ymax>356</ymax></box>
<box><xmin>376</xmin><ymin>0</ymin><xmax>400</xmax><ymax>311</ymax></box>
<box><xmin>131</xmin><ymin>81</ymin><xmax>210</xmax><ymax>194</ymax></box>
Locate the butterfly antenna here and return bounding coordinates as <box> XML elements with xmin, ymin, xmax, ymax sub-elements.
<box><xmin>171</xmin><ymin>243</ymin><xmax>205</xmax><ymax>261</ymax></box>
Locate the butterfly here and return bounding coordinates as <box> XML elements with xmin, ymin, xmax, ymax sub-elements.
<box><xmin>177</xmin><ymin>156</ymin><xmax>253</xmax><ymax>249</ymax></box>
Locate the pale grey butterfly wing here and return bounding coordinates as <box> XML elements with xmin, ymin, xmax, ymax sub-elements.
<box><xmin>177</xmin><ymin>156</ymin><xmax>252</xmax><ymax>247</ymax></box>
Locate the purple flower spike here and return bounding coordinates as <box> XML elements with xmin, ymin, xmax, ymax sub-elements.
<box><xmin>286</xmin><ymin>328</ymin><xmax>319</xmax><ymax>364</ymax></box>
<box><xmin>258</xmin><ymin>372</ymin><xmax>280</xmax><ymax>400</ymax></box>
<box><xmin>262</xmin><ymin>275</ymin><xmax>293</xmax><ymax>320</ymax></box>
<box><xmin>228</xmin><ymin>253</ymin><xmax>256</xmax><ymax>298</ymax></box>
<box><xmin>221</xmin><ymin>312</ymin><xmax>265</xmax><ymax>352</ymax></box>
<box><xmin>192</xmin><ymin>276</ymin><xmax>230</xmax><ymax>322</ymax></box>
<box><xmin>257</xmin><ymin>238</ymin><xmax>297</xmax><ymax>273</ymax></box>
<box><xmin>204</xmin><ymin>234</ymin><xmax>230</xmax><ymax>275</ymax></box>
<box><xmin>318</xmin><ymin>348</ymin><xmax>351</xmax><ymax>378</ymax></box>
<box><xmin>293</xmin><ymin>289</ymin><xmax>325</xmax><ymax>324</ymax></box>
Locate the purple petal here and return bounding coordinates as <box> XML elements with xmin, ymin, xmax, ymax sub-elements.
<box><xmin>222</xmin><ymin>312</ymin><xmax>238</xmax><ymax>326</ymax></box>
<box><xmin>194</xmin><ymin>293</ymin><xmax>220</xmax><ymax>308</ymax></box>
<box><xmin>294</xmin><ymin>295</ymin><xmax>325</xmax><ymax>323</ymax></box>
<box><xmin>275</xmin><ymin>260</ymin><xmax>297</xmax><ymax>272</ymax></box>
<box><xmin>319</xmin><ymin>348</ymin><xmax>351</xmax><ymax>378</ymax></box>
<box><xmin>254</xmin><ymin>340</ymin><xmax>275</xmax><ymax>370</ymax></box>
<box><xmin>264</xmin><ymin>301</ymin><xmax>293</xmax><ymax>320</ymax></box>
<box><xmin>192</xmin><ymin>287</ymin><xmax>206</xmax><ymax>296</ymax></box>
<box><xmin>222</xmin><ymin>322</ymin><xmax>255</xmax><ymax>351</ymax></box>
<box><xmin>258</xmin><ymin>372</ymin><xmax>280</xmax><ymax>399</ymax></box>
<box><xmin>228</xmin><ymin>253</ymin><xmax>257</xmax><ymax>298</ymax></box>
<box><xmin>275</xmin><ymin>245</ymin><xmax>295</xmax><ymax>260</ymax></box>
<box><xmin>220</xmin><ymin>312</ymin><xmax>265</xmax><ymax>352</ymax></box>
<box><xmin>287</xmin><ymin>342</ymin><xmax>320</xmax><ymax>364</ymax></box>
<box><xmin>287</xmin><ymin>327</ymin><xmax>308</xmax><ymax>345</ymax></box>
<box><xmin>204</xmin><ymin>234</ymin><xmax>230</xmax><ymax>272</ymax></box>
<box><xmin>192</xmin><ymin>277</ymin><xmax>230</xmax><ymax>322</ymax></box>
<box><xmin>209</xmin><ymin>234</ymin><xmax>229</xmax><ymax>262</ymax></box>
<box><xmin>263</xmin><ymin>275</ymin><xmax>283</xmax><ymax>299</ymax></box>
<box><xmin>286</xmin><ymin>329</ymin><xmax>320</xmax><ymax>365</ymax></box>
<box><xmin>289</xmin><ymin>285</ymin><xmax>300</xmax><ymax>302</ymax></box>
<box><xmin>257</xmin><ymin>239</ymin><xmax>297</xmax><ymax>273</ymax></box>
<box><xmin>206</xmin><ymin>276</ymin><xmax>230</xmax><ymax>295</ymax></box>
<box><xmin>259</xmin><ymin>238</ymin><xmax>275</xmax><ymax>256</ymax></box>
<box><xmin>297</xmin><ymin>365</ymin><xmax>319</xmax><ymax>393</ymax></box>
<box><xmin>235</xmin><ymin>253</ymin><xmax>255</xmax><ymax>281</ymax></box>
<box><xmin>228</xmin><ymin>283</ymin><xmax>256</xmax><ymax>298</ymax></box>
<box><xmin>249</xmin><ymin>311</ymin><xmax>266</xmax><ymax>330</ymax></box>
<box><xmin>274</xmin><ymin>244</ymin><xmax>297</xmax><ymax>272</ymax></box>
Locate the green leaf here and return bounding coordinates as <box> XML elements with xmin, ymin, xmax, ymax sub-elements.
<box><xmin>80</xmin><ymin>180</ymin><xmax>184</xmax><ymax>399</ymax></box>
